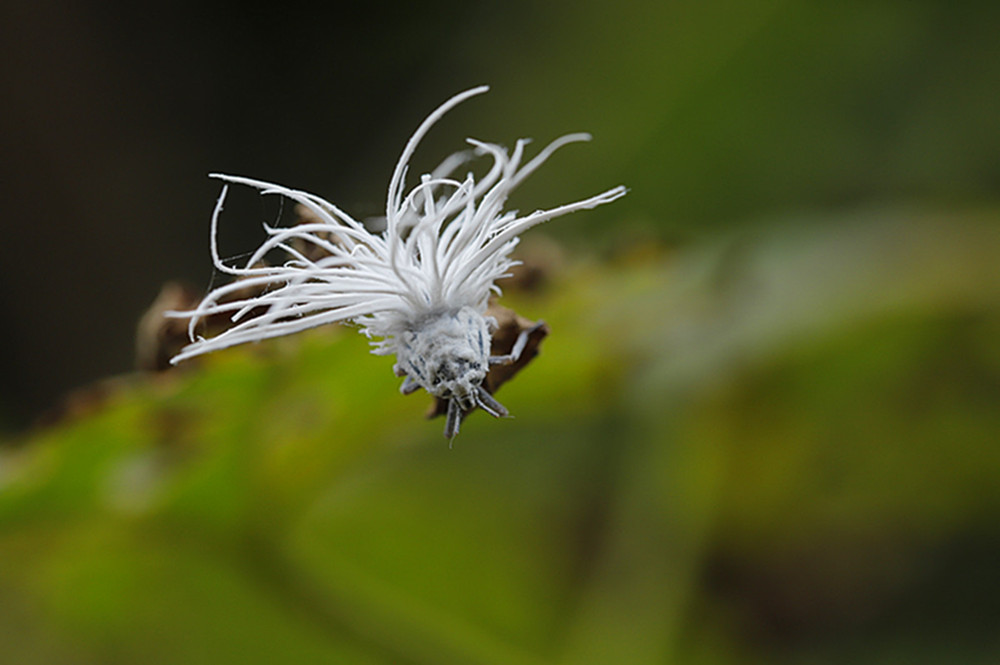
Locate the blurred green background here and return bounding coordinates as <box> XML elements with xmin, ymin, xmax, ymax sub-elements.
<box><xmin>1</xmin><ymin>1</ymin><xmax>999</xmax><ymax>663</ymax></box>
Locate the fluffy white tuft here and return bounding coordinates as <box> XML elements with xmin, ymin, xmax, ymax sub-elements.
<box><xmin>169</xmin><ymin>86</ymin><xmax>627</xmax><ymax>364</ymax></box>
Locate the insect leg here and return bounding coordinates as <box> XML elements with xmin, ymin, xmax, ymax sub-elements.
<box><xmin>444</xmin><ymin>399</ymin><xmax>462</xmax><ymax>439</ymax></box>
<box><xmin>399</xmin><ymin>375</ymin><xmax>422</xmax><ymax>394</ymax></box>
<box><xmin>489</xmin><ymin>321</ymin><xmax>546</xmax><ymax>365</ymax></box>
<box><xmin>475</xmin><ymin>386</ymin><xmax>509</xmax><ymax>418</ymax></box>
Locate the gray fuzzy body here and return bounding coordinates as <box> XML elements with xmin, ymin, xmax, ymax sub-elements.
<box><xmin>393</xmin><ymin>306</ymin><xmax>492</xmax><ymax>411</ymax></box>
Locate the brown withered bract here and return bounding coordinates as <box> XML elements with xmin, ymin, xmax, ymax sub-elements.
<box><xmin>136</xmin><ymin>279</ymin><xmax>271</xmax><ymax>371</ymax></box>
<box><xmin>136</xmin><ymin>282</ymin><xmax>206</xmax><ymax>372</ymax></box>
<box><xmin>137</xmin><ymin>208</ymin><xmax>351</xmax><ymax>372</ymax></box>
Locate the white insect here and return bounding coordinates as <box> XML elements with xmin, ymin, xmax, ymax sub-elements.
<box><xmin>170</xmin><ymin>85</ymin><xmax>626</xmax><ymax>437</ymax></box>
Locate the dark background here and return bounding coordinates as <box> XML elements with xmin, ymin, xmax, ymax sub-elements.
<box><xmin>2</xmin><ymin>0</ymin><xmax>999</xmax><ymax>427</ymax></box>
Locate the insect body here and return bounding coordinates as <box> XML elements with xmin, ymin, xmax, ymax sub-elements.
<box><xmin>396</xmin><ymin>307</ymin><xmax>490</xmax><ymax>405</ymax></box>
<box><xmin>170</xmin><ymin>85</ymin><xmax>626</xmax><ymax>438</ymax></box>
<box><xmin>396</xmin><ymin>307</ymin><xmax>492</xmax><ymax>437</ymax></box>
<box><xmin>394</xmin><ymin>306</ymin><xmax>539</xmax><ymax>437</ymax></box>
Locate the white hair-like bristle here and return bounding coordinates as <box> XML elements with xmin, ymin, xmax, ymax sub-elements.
<box><xmin>169</xmin><ymin>86</ymin><xmax>627</xmax><ymax>366</ymax></box>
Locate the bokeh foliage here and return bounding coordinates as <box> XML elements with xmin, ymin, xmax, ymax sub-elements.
<box><xmin>2</xmin><ymin>210</ymin><xmax>998</xmax><ymax>664</ymax></box>
<box><xmin>3</xmin><ymin>1</ymin><xmax>1000</xmax><ymax>662</ymax></box>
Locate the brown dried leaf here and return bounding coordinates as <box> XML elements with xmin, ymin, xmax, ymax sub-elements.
<box><xmin>135</xmin><ymin>279</ymin><xmax>270</xmax><ymax>372</ymax></box>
